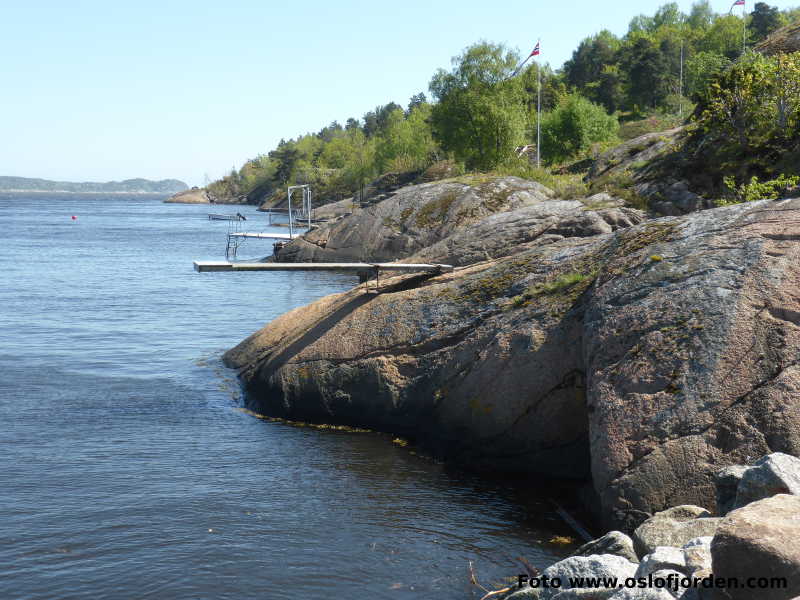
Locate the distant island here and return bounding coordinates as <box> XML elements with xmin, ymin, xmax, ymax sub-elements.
<box><xmin>0</xmin><ymin>176</ymin><xmax>189</xmax><ymax>194</ymax></box>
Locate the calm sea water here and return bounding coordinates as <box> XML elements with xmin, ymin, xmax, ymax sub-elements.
<box><xmin>0</xmin><ymin>194</ymin><xmax>574</xmax><ymax>599</ymax></box>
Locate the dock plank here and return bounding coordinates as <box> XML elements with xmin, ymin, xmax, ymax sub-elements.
<box><xmin>194</xmin><ymin>261</ymin><xmax>454</xmax><ymax>273</ymax></box>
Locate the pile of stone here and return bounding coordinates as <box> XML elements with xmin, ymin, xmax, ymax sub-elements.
<box><xmin>504</xmin><ymin>453</ymin><xmax>800</xmax><ymax>600</ymax></box>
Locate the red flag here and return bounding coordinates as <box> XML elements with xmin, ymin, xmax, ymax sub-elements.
<box><xmin>731</xmin><ymin>0</ymin><xmax>745</xmax><ymax>6</ymax></box>
<box><xmin>530</xmin><ymin>41</ymin><xmax>541</xmax><ymax>57</ymax></box>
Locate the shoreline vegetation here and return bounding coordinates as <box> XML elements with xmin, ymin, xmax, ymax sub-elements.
<box><xmin>206</xmin><ymin>4</ymin><xmax>800</xmax><ymax>598</ymax></box>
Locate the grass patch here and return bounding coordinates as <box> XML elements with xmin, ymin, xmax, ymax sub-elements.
<box><xmin>511</xmin><ymin>270</ymin><xmax>598</xmax><ymax>309</ymax></box>
<box><xmin>415</xmin><ymin>189</ymin><xmax>459</xmax><ymax>227</ymax></box>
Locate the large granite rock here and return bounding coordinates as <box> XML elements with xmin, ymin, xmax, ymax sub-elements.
<box><xmin>275</xmin><ymin>176</ymin><xmax>556</xmax><ymax>263</ymax></box>
<box><xmin>226</xmin><ymin>198</ymin><xmax>800</xmax><ymax>528</ymax></box>
<box><xmin>273</xmin><ymin>176</ymin><xmax>644</xmax><ymax>267</ymax></box>
<box><xmin>585</xmin><ymin>199</ymin><xmax>800</xmax><ymax>529</ymax></box>
<box><xmin>711</xmin><ymin>494</ymin><xmax>800</xmax><ymax>600</ymax></box>
<box><xmin>732</xmin><ymin>452</ymin><xmax>800</xmax><ymax>510</ymax></box>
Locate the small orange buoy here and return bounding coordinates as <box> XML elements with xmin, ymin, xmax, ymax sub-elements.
<box><xmin>71</xmin><ymin>216</ymin><xmax>77</xmax><ymax>220</ymax></box>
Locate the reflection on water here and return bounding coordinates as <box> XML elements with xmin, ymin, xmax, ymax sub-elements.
<box><xmin>0</xmin><ymin>194</ymin><xmax>576</xmax><ymax>599</ymax></box>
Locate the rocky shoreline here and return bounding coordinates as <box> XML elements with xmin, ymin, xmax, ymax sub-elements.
<box><xmin>503</xmin><ymin>453</ymin><xmax>800</xmax><ymax>599</ymax></box>
<box><xmin>220</xmin><ymin>149</ymin><xmax>800</xmax><ymax>597</ymax></box>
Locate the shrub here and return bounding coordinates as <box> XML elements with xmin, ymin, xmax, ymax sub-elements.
<box><xmin>540</xmin><ymin>94</ymin><xmax>620</xmax><ymax>164</ymax></box>
<box><xmin>719</xmin><ymin>174</ymin><xmax>800</xmax><ymax>206</ymax></box>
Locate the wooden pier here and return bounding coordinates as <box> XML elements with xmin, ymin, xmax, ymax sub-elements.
<box><xmin>227</xmin><ymin>232</ymin><xmax>296</xmax><ymax>240</ymax></box>
<box><xmin>194</xmin><ymin>261</ymin><xmax>454</xmax><ymax>274</ymax></box>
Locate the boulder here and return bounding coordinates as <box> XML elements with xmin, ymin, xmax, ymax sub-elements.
<box><xmin>633</xmin><ymin>509</ymin><xmax>719</xmax><ymax>557</ymax></box>
<box><xmin>711</xmin><ymin>494</ymin><xmax>800</xmax><ymax>600</ymax></box>
<box><xmin>575</xmin><ymin>532</ymin><xmax>639</xmax><ymax>564</ymax></box>
<box><xmin>540</xmin><ymin>555</ymin><xmax>638</xmax><ymax>600</ymax></box>
<box><xmin>635</xmin><ymin>547</ymin><xmax>688</xmax><ymax>578</ymax></box>
<box><xmin>732</xmin><ymin>453</ymin><xmax>800</xmax><ymax>510</ymax></box>
<box><xmin>714</xmin><ymin>466</ymin><xmax>748</xmax><ymax>515</ymax></box>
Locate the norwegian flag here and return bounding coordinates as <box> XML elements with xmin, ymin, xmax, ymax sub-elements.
<box><xmin>731</xmin><ymin>0</ymin><xmax>745</xmax><ymax>7</ymax></box>
<box><xmin>530</xmin><ymin>41</ymin><xmax>541</xmax><ymax>58</ymax></box>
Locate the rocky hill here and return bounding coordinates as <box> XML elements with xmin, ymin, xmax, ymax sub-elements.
<box><xmin>0</xmin><ymin>176</ymin><xmax>188</xmax><ymax>194</ymax></box>
<box><xmin>224</xmin><ymin>168</ymin><xmax>800</xmax><ymax>530</ymax></box>
<box><xmin>275</xmin><ymin>176</ymin><xmax>645</xmax><ymax>265</ymax></box>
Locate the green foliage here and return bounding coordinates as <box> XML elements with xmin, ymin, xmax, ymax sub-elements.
<box><xmin>429</xmin><ymin>42</ymin><xmax>528</xmax><ymax>171</ymax></box>
<box><xmin>511</xmin><ymin>270</ymin><xmax>598</xmax><ymax>308</ymax></box>
<box><xmin>685</xmin><ymin>51</ymin><xmax>731</xmax><ymax>98</ymax></box>
<box><xmin>695</xmin><ymin>51</ymin><xmax>800</xmax><ymax>175</ymax></box>
<box><xmin>719</xmin><ymin>174</ymin><xmax>800</xmax><ymax>205</ymax></box>
<box><xmin>375</xmin><ymin>105</ymin><xmax>437</xmax><ymax>173</ymax></box>
<box><xmin>749</xmin><ymin>2</ymin><xmax>782</xmax><ymax>42</ymax></box>
<box><xmin>540</xmin><ymin>94</ymin><xmax>619</xmax><ymax>164</ymax></box>
<box><xmin>202</xmin><ymin>1</ymin><xmax>799</xmax><ymax>209</ymax></box>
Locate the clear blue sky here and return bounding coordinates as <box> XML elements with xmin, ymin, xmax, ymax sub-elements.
<box><xmin>1</xmin><ymin>0</ymin><xmax>796</xmax><ymax>186</ymax></box>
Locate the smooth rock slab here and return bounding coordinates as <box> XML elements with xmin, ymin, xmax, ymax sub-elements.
<box><xmin>711</xmin><ymin>494</ymin><xmax>800</xmax><ymax>600</ymax></box>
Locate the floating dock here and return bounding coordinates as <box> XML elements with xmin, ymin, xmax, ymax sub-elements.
<box><xmin>194</xmin><ymin>261</ymin><xmax>454</xmax><ymax>273</ymax></box>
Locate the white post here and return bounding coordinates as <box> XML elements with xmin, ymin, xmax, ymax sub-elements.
<box><xmin>306</xmin><ymin>187</ymin><xmax>311</xmax><ymax>230</ymax></box>
<box><xmin>742</xmin><ymin>1</ymin><xmax>747</xmax><ymax>55</ymax></box>
<box><xmin>536</xmin><ymin>50</ymin><xmax>542</xmax><ymax>169</ymax></box>
<box><xmin>287</xmin><ymin>187</ymin><xmax>294</xmax><ymax>239</ymax></box>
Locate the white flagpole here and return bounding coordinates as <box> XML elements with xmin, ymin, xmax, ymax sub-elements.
<box><xmin>537</xmin><ymin>41</ymin><xmax>541</xmax><ymax>169</ymax></box>
<box><xmin>742</xmin><ymin>0</ymin><xmax>747</xmax><ymax>54</ymax></box>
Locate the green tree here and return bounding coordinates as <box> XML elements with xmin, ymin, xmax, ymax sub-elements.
<box><xmin>540</xmin><ymin>94</ymin><xmax>619</xmax><ymax>164</ymax></box>
<box><xmin>375</xmin><ymin>105</ymin><xmax>438</xmax><ymax>173</ymax></box>
<box><xmin>621</xmin><ymin>36</ymin><xmax>674</xmax><ymax>110</ymax></box>
<box><xmin>269</xmin><ymin>142</ymin><xmax>300</xmax><ymax>184</ymax></box>
<box><xmin>563</xmin><ymin>31</ymin><xmax>621</xmax><ymax>92</ymax></box>
<box><xmin>407</xmin><ymin>92</ymin><xmax>428</xmax><ymax>114</ymax></box>
<box><xmin>749</xmin><ymin>2</ymin><xmax>782</xmax><ymax>42</ymax></box>
<box><xmin>688</xmin><ymin>0</ymin><xmax>716</xmax><ymax>30</ymax></box>
<box><xmin>429</xmin><ymin>42</ymin><xmax>527</xmax><ymax>171</ymax></box>
<box><xmin>685</xmin><ymin>51</ymin><xmax>731</xmax><ymax>98</ymax></box>
<box><xmin>700</xmin><ymin>14</ymin><xmax>747</xmax><ymax>59</ymax></box>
